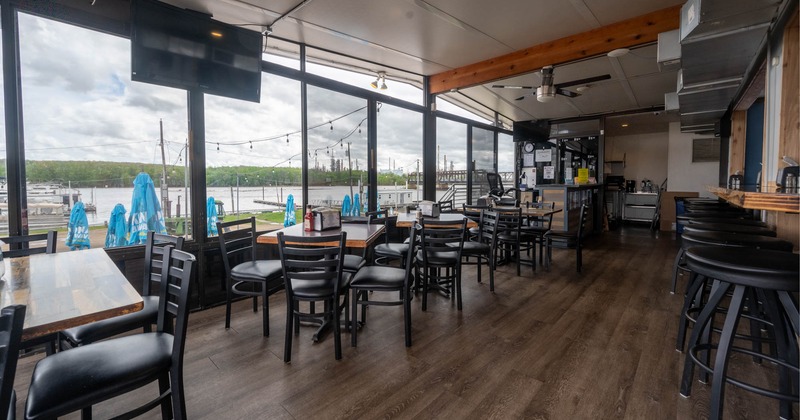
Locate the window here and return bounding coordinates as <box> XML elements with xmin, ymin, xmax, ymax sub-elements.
<box><xmin>18</xmin><ymin>13</ymin><xmax>189</xmax><ymax>248</ymax></box>
<box><xmin>306</xmin><ymin>85</ymin><xmax>367</xmax><ymax>213</ymax></box>
<box><xmin>378</xmin><ymin>103</ymin><xmax>423</xmax><ymax>210</ymax></box>
<box><xmin>205</xmin><ymin>73</ymin><xmax>302</xmax><ymax>229</ymax></box>
<box><xmin>436</xmin><ymin>119</ymin><xmax>467</xmax><ymax>203</ymax></box>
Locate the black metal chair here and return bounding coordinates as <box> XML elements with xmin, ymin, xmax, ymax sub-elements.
<box><xmin>495</xmin><ymin>207</ymin><xmax>534</xmax><ymax>276</ymax></box>
<box><xmin>60</xmin><ymin>231</ymin><xmax>184</xmax><ymax>348</ymax></box>
<box><xmin>438</xmin><ymin>199</ymin><xmax>455</xmax><ymax>213</ymax></box>
<box><xmin>350</xmin><ymin>225</ymin><xmax>417</xmax><ymax>347</ymax></box>
<box><xmin>0</xmin><ymin>231</ymin><xmax>56</xmax><ymax>258</ymax></box>
<box><xmin>521</xmin><ymin>202</ymin><xmax>554</xmax><ymax>266</ymax></box>
<box><xmin>0</xmin><ymin>305</ymin><xmax>25</xmax><ymax>420</ymax></box>
<box><xmin>218</xmin><ymin>217</ymin><xmax>284</xmax><ymax>337</ymax></box>
<box><xmin>25</xmin><ymin>246</ymin><xmax>196</xmax><ymax>420</ymax></box>
<box><xmin>454</xmin><ymin>209</ymin><xmax>498</xmax><ymax>291</ymax></box>
<box><xmin>370</xmin><ymin>210</ymin><xmax>410</xmax><ymax>266</ymax></box>
<box><xmin>544</xmin><ymin>204</ymin><xmax>589</xmax><ymax>273</ymax></box>
<box><xmin>277</xmin><ymin>232</ymin><xmax>349</xmax><ymax>362</ymax></box>
<box><xmin>415</xmin><ymin>218</ymin><xmax>467</xmax><ymax>311</ymax></box>
<box><xmin>462</xmin><ymin>204</ymin><xmax>488</xmax><ymax>240</ymax></box>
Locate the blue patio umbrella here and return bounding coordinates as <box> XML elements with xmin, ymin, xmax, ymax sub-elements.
<box><xmin>341</xmin><ymin>195</ymin><xmax>352</xmax><ymax>217</ymax></box>
<box><xmin>65</xmin><ymin>201</ymin><xmax>91</xmax><ymax>250</ymax></box>
<box><xmin>207</xmin><ymin>197</ymin><xmax>219</xmax><ymax>236</ymax></box>
<box><xmin>352</xmin><ymin>193</ymin><xmax>361</xmax><ymax>217</ymax></box>
<box><xmin>127</xmin><ymin>172</ymin><xmax>167</xmax><ymax>245</ymax></box>
<box><xmin>104</xmin><ymin>203</ymin><xmax>127</xmax><ymax>248</ymax></box>
<box><xmin>283</xmin><ymin>194</ymin><xmax>296</xmax><ymax>227</ymax></box>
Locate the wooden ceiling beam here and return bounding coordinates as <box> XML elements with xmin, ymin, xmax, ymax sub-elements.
<box><xmin>429</xmin><ymin>5</ymin><xmax>681</xmax><ymax>94</ymax></box>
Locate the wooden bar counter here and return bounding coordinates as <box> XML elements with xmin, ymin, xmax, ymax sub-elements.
<box><xmin>708</xmin><ymin>186</ymin><xmax>800</xmax><ymax>213</ymax></box>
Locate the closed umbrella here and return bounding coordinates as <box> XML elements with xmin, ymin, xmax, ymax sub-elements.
<box><xmin>104</xmin><ymin>203</ymin><xmax>127</xmax><ymax>248</ymax></box>
<box><xmin>353</xmin><ymin>193</ymin><xmax>361</xmax><ymax>217</ymax></box>
<box><xmin>65</xmin><ymin>201</ymin><xmax>91</xmax><ymax>250</ymax></box>
<box><xmin>127</xmin><ymin>172</ymin><xmax>167</xmax><ymax>245</ymax></box>
<box><xmin>207</xmin><ymin>197</ymin><xmax>219</xmax><ymax>236</ymax></box>
<box><xmin>284</xmin><ymin>194</ymin><xmax>296</xmax><ymax>227</ymax></box>
<box><xmin>341</xmin><ymin>195</ymin><xmax>352</xmax><ymax>217</ymax></box>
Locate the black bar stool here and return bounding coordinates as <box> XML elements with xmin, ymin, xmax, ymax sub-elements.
<box><xmin>679</xmin><ymin>247</ymin><xmax>799</xmax><ymax>420</ymax></box>
<box><xmin>670</xmin><ymin>230</ymin><xmax>791</xmax><ymax>293</ymax></box>
<box><xmin>682</xmin><ymin>222</ymin><xmax>777</xmax><ymax>237</ymax></box>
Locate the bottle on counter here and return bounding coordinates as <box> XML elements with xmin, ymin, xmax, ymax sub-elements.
<box><xmin>303</xmin><ymin>205</ymin><xmax>314</xmax><ymax>232</ymax></box>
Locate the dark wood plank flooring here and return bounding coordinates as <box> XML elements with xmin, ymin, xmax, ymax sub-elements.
<box><xmin>13</xmin><ymin>226</ymin><xmax>797</xmax><ymax>419</ymax></box>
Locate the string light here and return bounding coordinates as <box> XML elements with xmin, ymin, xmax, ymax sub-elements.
<box><xmin>286</xmin><ymin>135</ymin><xmax>289</xmax><ymax>143</ymax></box>
<box><xmin>249</xmin><ymin>141</ymin><xmax>253</xmax><ymax>149</ymax></box>
<box><xmin>216</xmin><ymin>143</ymin><xmax>219</xmax><ymax>151</ymax></box>
<box><xmin>329</xmin><ymin>121</ymin><xmax>333</xmax><ymax>131</ymax></box>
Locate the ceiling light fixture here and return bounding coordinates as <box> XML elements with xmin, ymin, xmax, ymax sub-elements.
<box><xmin>575</xmin><ymin>85</ymin><xmax>590</xmax><ymax>92</ymax></box>
<box><xmin>371</xmin><ymin>72</ymin><xmax>388</xmax><ymax>90</ymax></box>
<box><xmin>536</xmin><ymin>85</ymin><xmax>555</xmax><ymax>103</ymax></box>
<box><xmin>621</xmin><ymin>123</ymin><xmax>629</xmax><ymax>127</ymax></box>
<box><xmin>607</xmin><ymin>48</ymin><xmax>630</xmax><ymax>58</ymax></box>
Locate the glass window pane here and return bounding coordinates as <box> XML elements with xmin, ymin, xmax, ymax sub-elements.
<box><xmin>377</xmin><ymin>103</ymin><xmax>422</xmax><ymax>211</ymax></box>
<box><xmin>498</xmin><ymin>133</ymin><xmax>515</xmax><ymax>173</ymax></box>
<box><xmin>436</xmin><ymin>119</ymin><xmax>467</xmax><ymax>205</ymax></box>
<box><xmin>307</xmin><ymin>86</ymin><xmax>367</xmax><ymax>213</ymax></box>
<box><xmin>18</xmin><ymin>13</ymin><xmax>189</xmax><ymax>249</ymax></box>
<box><xmin>205</xmin><ymin>73</ymin><xmax>302</xmax><ymax>230</ymax></box>
<box><xmin>471</xmin><ymin>127</ymin><xmax>494</xmax><ymax>203</ymax></box>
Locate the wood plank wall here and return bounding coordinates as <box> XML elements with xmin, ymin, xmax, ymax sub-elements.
<box><xmin>769</xmin><ymin>8</ymin><xmax>799</xmax><ymax>250</ymax></box>
<box><xmin>728</xmin><ymin>110</ymin><xmax>747</xmax><ymax>177</ymax></box>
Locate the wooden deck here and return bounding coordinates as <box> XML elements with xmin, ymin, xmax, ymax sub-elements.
<box><xmin>13</xmin><ymin>226</ymin><xmax>794</xmax><ymax>419</ymax></box>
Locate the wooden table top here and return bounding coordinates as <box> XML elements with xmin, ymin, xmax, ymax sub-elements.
<box><xmin>395</xmin><ymin>212</ymin><xmax>478</xmax><ymax>229</ymax></box>
<box><xmin>258</xmin><ymin>223</ymin><xmax>385</xmax><ymax>248</ymax></box>
<box><xmin>708</xmin><ymin>186</ymin><xmax>799</xmax><ymax>213</ymax></box>
<box><xmin>492</xmin><ymin>206</ymin><xmax>563</xmax><ymax>217</ymax></box>
<box><xmin>0</xmin><ymin>248</ymin><xmax>144</xmax><ymax>342</ymax></box>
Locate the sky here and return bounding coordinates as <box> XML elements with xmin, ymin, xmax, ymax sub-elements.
<box><xmin>6</xmin><ymin>11</ymin><xmax>515</xmax><ymax>175</ymax></box>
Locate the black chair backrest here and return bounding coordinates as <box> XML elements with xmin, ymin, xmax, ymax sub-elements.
<box><xmin>463</xmin><ymin>204</ymin><xmax>488</xmax><ymax>224</ymax></box>
<box><xmin>419</xmin><ymin>218</ymin><xmax>467</xmax><ymax>264</ymax></box>
<box><xmin>478</xmin><ymin>210</ymin><xmax>501</xmax><ymax>244</ymax></box>
<box><xmin>528</xmin><ymin>202</ymin><xmax>555</xmax><ymax>229</ymax></box>
<box><xmin>0</xmin><ymin>231</ymin><xmax>57</xmax><ymax>258</ymax></box>
<box><xmin>496</xmin><ymin>207</ymin><xmax>523</xmax><ymax>237</ymax></box>
<box><xmin>438</xmin><ymin>200</ymin><xmax>454</xmax><ymax>213</ymax></box>
<box><xmin>402</xmin><ymin>225</ymin><xmax>418</xmax><ymax>286</ymax></box>
<box><xmin>487</xmin><ymin>172</ymin><xmax>504</xmax><ymax>197</ymax></box>
<box><xmin>155</xmin><ymin>246</ymin><xmax>195</xmax><ymax>369</ymax></box>
<box><xmin>0</xmin><ymin>305</ymin><xmax>24</xmax><ymax>416</ymax></box>
<box><xmin>366</xmin><ymin>210</ymin><xmax>389</xmax><ymax>245</ymax></box>
<box><xmin>276</xmin><ymin>232</ymin><xmax>347</xmax><ymax>299</ymax></box>
<box><xmin>577</xmin><ymin>204</ymin><xmax>589</xmax><ymax>241</ymax></box>
<box><xmin>217</xmin><ymin>217</ymin><xmax>257</xmax><ymax>277</ymax></box>
<box><xmin>142</xmin><ymin>231</ymin><xmax>185</xmax><ymax>297</ymax></box>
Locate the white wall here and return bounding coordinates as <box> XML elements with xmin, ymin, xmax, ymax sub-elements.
<box><xmin>667</xmin><ymin>122</ymin><xmax>719</xmax><ymax>197</ymax></box>
<box><xmin>605</xmin><ymin>131</ymin><xmax>669</xmax><ymax>188</ymax></box>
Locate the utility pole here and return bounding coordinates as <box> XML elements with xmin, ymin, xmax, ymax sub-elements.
<box><xmin>347</xmin><ymin>142</ymin><xmax>354</xmax><ymax>203</ymax></box>
<box><xmin>158</xmin><ymin>119</ymin><xmax>170</xmax><ymax>218</ymax></box>
<box><xmin>416</xmin><ymin>159</ymin><xmax>420</xmax><ymax>201</ymax></box>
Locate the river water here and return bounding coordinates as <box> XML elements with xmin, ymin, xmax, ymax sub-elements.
<box><xmin>83</xmin><ymin>185</ymin><xmax>432</xmax><ymax>226</ymax></box>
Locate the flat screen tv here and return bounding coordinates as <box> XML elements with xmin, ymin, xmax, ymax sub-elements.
<box><xmin>131</xmin><ymin>0</ymin><xmax>262</xmax><ymax>103</ymax></box>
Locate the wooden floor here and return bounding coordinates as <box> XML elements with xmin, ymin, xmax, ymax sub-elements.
<box><xmin>13</xmin><ymin>226</ymin><xmax>797</xmax><ymax>419</ymax></box>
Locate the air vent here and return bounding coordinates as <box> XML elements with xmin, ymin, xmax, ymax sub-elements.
<box><xmin>657</xmin><ymin>30</ymin><xmax>681</xmax><ymax>71</ymax></box>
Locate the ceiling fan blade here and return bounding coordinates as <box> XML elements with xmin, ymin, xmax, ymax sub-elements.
<box><xmin>556</xmin><ymin>88</ymin><xmax>580</xmax><ymax>98</ymax></box>
<box><xmin>493</xmin><ymin>84</ymin><xmax>535</xmax><ymax>90</ymax></box>
<box><xmin>514</xmin><ymin>95</ymin><xmax>528</xmax><ymax>101</ymax></box>
<box><xmin>554</xmin><ymin>74</ymin><xmax>611</xmax><ymax>89</ymax></box>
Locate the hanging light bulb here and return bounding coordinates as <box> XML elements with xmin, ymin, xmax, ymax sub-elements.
<box><xmin>216</xmin><ymin>143</ymin><xmax>219</xmax><ymax>151</ymax></box>
<box><xmin>286</xmin><ymin>134</ymin><xmax>289</xmax><ymax>143</ymax></box>
<box><xmin>329</xmin><ymin>121</ymin><xmax>333</xmax><ymax>131</ymax></box>
<box><xmin>249</xmin><ymin>141</ymin><xmax>253</xmax><ymax>149</ymax></box>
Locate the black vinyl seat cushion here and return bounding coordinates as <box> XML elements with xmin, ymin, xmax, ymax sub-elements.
<box><xmin>374</xmin><ymin>242</ymin><xmax>410</xmax><ymax>259</ymax></box>
<box><xmin>61</xmin><ymin>296</ymin><xmax>159</xmax><ymax>346</ymax></box>
<box><xmin>230</xmin><ymin>260</ymin><xmax>283</xmax><ymax>281</ymax></box>
<box><xmin>415</xmin><ymin>249</ymin><xmax>459</xmax><ymax>266</ymax></box>
<box><xmin>291</xmin><ymin>275</ymin><xmax>352</xmax><ymax>300</ymax></box>
<box><xmin>682</xmin><ymin>222</ymin><xmax>776</xmax><ymax>237</ymax></box>
<box><xmin>342</xmin><ymin>254</ymin><xmax>366</xmax><ymax>273</ymax></box>
<box><xmin>684</xmin><ymin>246</ymin><xmax>799</xmax><ymax>290</ymax></box>
<box><xmin>681</xmin><ymin>231</ymin><xmax>794</xmax><ymax>251</ymax></box>
<box><xmin>25</xmin><ymin>333</ymin><xmax>172</xmax><ymax>420</ymax></box>
<box><xmin>350</xmin><ymin>266</ymin><xmax>405</xmax><ymax>291</ymax></box>
<box><xmin>453</xmin><ymin>240</ymin><xmax>491</xmax><ymax>255</ymax></box>
<box><xmin>682</xmin><ymin>217</ymin><xmax>767</xmax><ymax>227</ymax></box>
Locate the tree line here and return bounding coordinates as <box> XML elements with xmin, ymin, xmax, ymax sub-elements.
<box><xmin>0</xmin><ymin>160</ymin><xmax>407</xmax><ymax>188</ymax></box>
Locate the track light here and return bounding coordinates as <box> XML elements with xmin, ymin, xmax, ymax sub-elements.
<box><xmin>371</xmin><ymin>72</ymin><xmax>388</xmax><ymax>90</ymax></box>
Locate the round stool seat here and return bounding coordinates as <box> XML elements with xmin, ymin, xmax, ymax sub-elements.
<box><xmin>682</xmin><ymin>223</ymin><xmax>776</xmax><ymax>237</ymax></box>
<box><xmin>678</xmin><ymin>211</ymin><xmax>750</xmax><ymax>219</ymax></box>
<box><xmin>681</xmin><ymin>231</ymin><xmax>793</xmax><ymax>251</ymax></box>
<box><xmin>682</xmin><ymin>217</ymin><xmax>767</xmax><ymax>227</ymax></box>
<box><xmin>684</xmin><ymin>246</ymin><xmax>799</xmax><ymax>290</ymax></box>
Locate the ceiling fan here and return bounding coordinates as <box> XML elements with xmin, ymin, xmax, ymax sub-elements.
<box><xmin>492</xmin><ymin>66</ymin><xmax>611</xmax><ymax>103</ymax></box>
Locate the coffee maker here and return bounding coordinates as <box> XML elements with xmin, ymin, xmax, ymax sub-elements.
<box><xmin>625</xmin><ymin>180</ymin><xmax>637</xmax><ymax>193</ymax></box>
